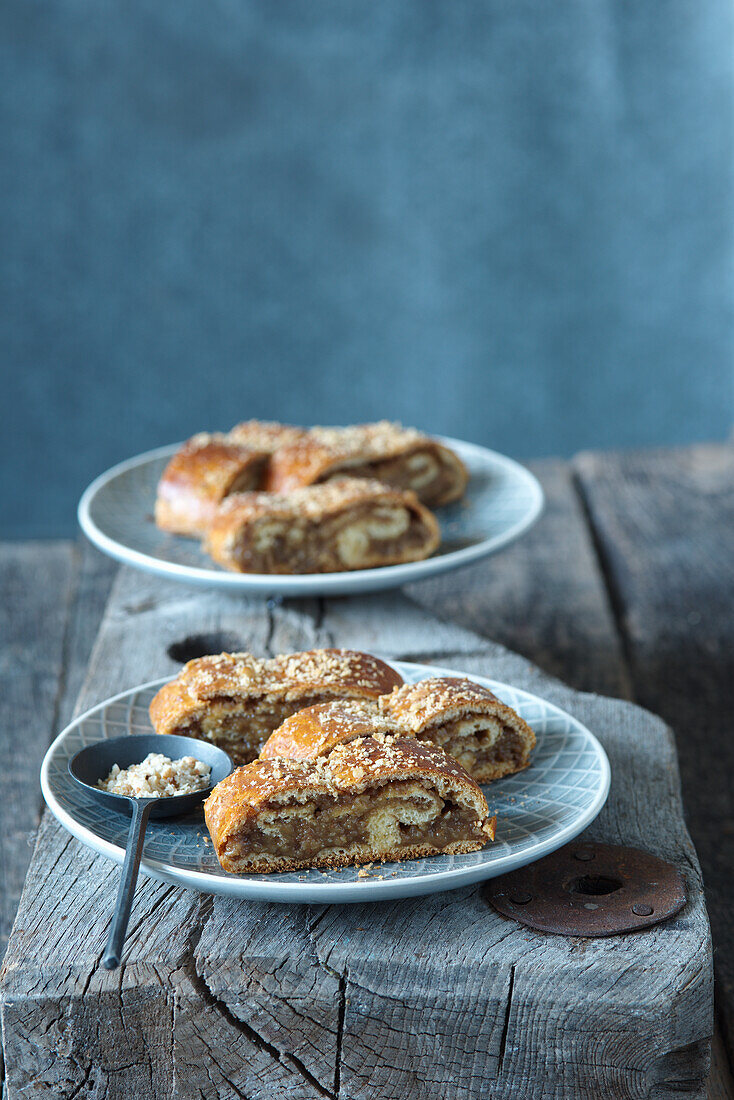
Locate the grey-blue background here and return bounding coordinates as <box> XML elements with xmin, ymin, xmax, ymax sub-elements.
<box><xmin>2</xmin><ymin>1</ymin><xmax>733</xmax><ymax>537</ymax></box>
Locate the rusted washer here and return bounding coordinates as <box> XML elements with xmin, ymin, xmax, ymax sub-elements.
<box><xmin>485</xmin><ymin>843</ymin><xmax>686</xmax><ymax>937</ymax></box>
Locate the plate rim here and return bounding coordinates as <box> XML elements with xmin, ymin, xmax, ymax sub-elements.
<box><xmin>77</xmin><ymin>436</ymin><xmax>545</xmax><ymax>595</ymax></box>
<box><xmin>41</xmin><ymin>661</ymin><xmax>611</xmax><ymax>903</ymax></box>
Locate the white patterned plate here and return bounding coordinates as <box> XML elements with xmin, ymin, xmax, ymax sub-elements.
<box><xmin>78</xmin><ymin>438</ymin><xmax>543</xmax><ymax>596</ymax></box>
<box><xmin>41</xmin><ymin>661</ymin><xmax>610</xmax><ymax>903</ymax></box>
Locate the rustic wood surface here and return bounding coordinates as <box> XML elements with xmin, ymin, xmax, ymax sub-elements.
<box><xmin>574</xmin><ymin>444</ymin><xmax>734</xmax><ymax>1069</ymax></box>
<box><xmin>0</xmin><ymin>448</ymin><xmax>731</xmax><ymax>1098</ymax></box>
<box><xmin>0</xmin><ymin>543</ymin><xmax>75</xmax><ymax>960</ymax></box>
<box><xmin>408</xmin><ymin>458</ymin><xmax>631</xmax><ymax>699</ymax></box>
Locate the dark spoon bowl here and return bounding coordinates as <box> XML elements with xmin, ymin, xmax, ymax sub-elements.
<box><xmin>69</xmin><ymin>733</ymin><xmax>233</xmax><ymax>818</ymax></box>
<box><xmin>68</xmin><ymin>733</ymin><xmax>233</xmax><ymax>969</ymax></box>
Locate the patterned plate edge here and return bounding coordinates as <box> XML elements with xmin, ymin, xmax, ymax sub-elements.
<box><xmin>40</xmin><ymin>663</ymin><xmax>611</xmax><ymax>903</ymax></box>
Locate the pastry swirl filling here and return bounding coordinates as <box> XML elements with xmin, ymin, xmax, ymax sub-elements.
<box><xmin>178</xmin><ymin>694</ymin><xmax>340</xmax><ymax>765</ymax></box>
<box><xmin>322</xmin><ymin>447</ymin><xmax>466</xmax><ymax>510</ymax></box>
<box><xmin>222</xmin><ymin>781</ymin><xmax>485</xmax><ymax>871</ymax></box>
<box><xmin>423</xmin><ymin>718</ymin><xmax>528</xmax><ymax>779</ymax></box>
<box><xmin>204</xmin><ymin>734</ymin><xmax>496</xmax><ymax>874</ymax></box>
<box><xmin>205</xmin><ymin>479</ymin><xmax>440</xmax><ymax>575</ymax></box>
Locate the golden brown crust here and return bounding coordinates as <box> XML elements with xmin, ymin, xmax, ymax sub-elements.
<box><xmin>204</xmin><ymin>734</ymin><xmax>496</xmax><ymax>873</ymax></box>
<box><xmin>227</xmin><ymin>420</ymin><xmax>306</xmax><ymax>453</ymax></box>
<box><xmin>203</xmin><ymin>477</ymin><xmax>441</xmax><ymax>574</ymax></box>
<box><xmin>260</xmin><ymin>699</ymin><xmax>391</xmax><ymax>761</ymax></box>
<box><xmin>379</xmin><ymin>676</ymin><xmax>537</xmax><ymax>782</ymax></box>
<box><xmin>265</xmin><ymin>421</ymin><xmax>469</xmax><ymax>507</ymax></box>
<box><xmin>155</xmin><ymin>433</ymin><xmax>268</xmax><ymax>538</ymax></box>
<box><xmin>261</xmin><ymin>679</ymin><xmax>536</xmax><ymax>784</ymax></box>
<box><xmin>149</xmin><ymin>648</ymin><xmax>404</xmax><ymax>752</ymax></box>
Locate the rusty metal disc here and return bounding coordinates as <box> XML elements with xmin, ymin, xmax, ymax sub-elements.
<box><xmin>485</xmin><ymin>842</ymin><xmax>686</xmax><ymax>937</ymax></box>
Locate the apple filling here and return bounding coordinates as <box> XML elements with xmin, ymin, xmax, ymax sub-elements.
<box><xmin>173</xmin><ymin>695</ymin><xmax>330</xmax><ymax>765</ymax></box>
<box><xmin>424</xmin><ymin>718</ymin><xmax>528</xmax><ymax>781</ymax></box>
<box><xmin>232</xmin><ymin>505</ymin><xmax>435</xmax><ymax>574</ymax></box>
<box><xmin>220</xmin><ymin>780</ymin><xmax>486</xmax><ymax>872</ymax></box>
<box><xmin>322</xmin><ymin>448</ymin><xmax>462</xmax><ymax>508</ymax></box>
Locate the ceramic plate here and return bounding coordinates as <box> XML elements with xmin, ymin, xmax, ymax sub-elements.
<box><xmin>41</xmin><ymin>661</ymin><xmax>610</xmax><ymax>903</ymax></box>
<box><xmin>78</xmin><ymin>438</ymin><xmax>543</xmax><ymax>596</ymax></box>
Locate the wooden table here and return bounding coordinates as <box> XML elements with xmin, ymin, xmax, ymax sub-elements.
<box><xmin>1</xmin><ymin>444</ymin><xmax>732</xmax><ymax>1098</ymax></box>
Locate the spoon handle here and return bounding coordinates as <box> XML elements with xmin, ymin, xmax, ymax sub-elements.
<box><xmin>103</xmin><ymin>799</ymin><xmax>154</xmax><ymax>970</ymax></box>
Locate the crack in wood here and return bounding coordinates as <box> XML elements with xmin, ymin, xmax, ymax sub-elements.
<box><xmin>65</xmin><ymin>1058</ymin><xmax>93</xmax><ymax>1100</ymax></box>
<box><xmin>263</xmin><ymin>601</ymin><xmax>277</xmax><ymax>658</ymax></box>
<box><xmin>300</xmin><ymin>917</ymin><xmax>345</xmax><ymax>1097</ymax></box>
<box><xmin>570</xmin><ymin>468</ymin><xmax>634</xmax><ymax>699</ymax></box>
<box><xmin>391</xmin><ymin>648</ymin><xmax>503</xmax><ymax>666</ymax></box>
<box><xmin>314</xmin><ymin>598</ymin><xmax>329</xmax><ymax>640</ymax></box>
<box><xmin>334</xmin><ymin>968</ymin><xmax>346</xmax><ymax>1098</ymax></box>
<box><xmin>498</xmin><ymin>964</ymin><xmax>515</xmax><ymax>1076</ymax></box>
<box><xmin>306</xmin><ymin>907</ymin><xmax>330</xmax><ymax>937</ymax></box>
<box><xmin>182</xmin><ymin>897</ymin><xmax>336</xmax><ymax>1099</ymax></box>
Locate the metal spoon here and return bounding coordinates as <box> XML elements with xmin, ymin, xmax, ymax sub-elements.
<box><xmin>68</xmin><ymin>733</ymin><xmax>232</xmax><ymax>969</ymax></box>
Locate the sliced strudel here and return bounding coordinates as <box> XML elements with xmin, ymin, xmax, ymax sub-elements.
<box><xmin>261</xmin><ymin>698</ymin><xmax>390</xmax><ymax>761</ymax></box>
<box><xmin>266</xmin><ymin>421</ymin><xmax>469</xmax><ymax>507</ymax></box>
<box><xmin>204</xmin><ymin>734</ymin><xmax>496</xmax><ymax>873</ymax></box>
<box><xmin>155</xmin><ymin>433</ymin><xmax>268</xmax><ymax>538</ymax></box>
<box><xmin>149</xmin><ymin>648</ymin><xmax>403</xmax><ymax>765</ymax></box>
<box><xmin>379</xmin><ymin>677</ymin><xmax>536</xmax><ymax>782</ymax></box>
<box><xmin>204</xmin><ymin>478</ymin><xmax>440</xmax><ymax>574</ymax></box>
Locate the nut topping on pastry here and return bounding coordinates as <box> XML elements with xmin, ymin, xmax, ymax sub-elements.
<box><xmin>261</xmin><ymin>679</ymin><xmax>536</xmax><ymax>784</ymax></box>
<box><xmin>265</xmin><ymin>421</ymin><xmax>469</xmax><ymax>507</ymax></box>
<box><xmin>260</xmin><ymin>699</ymin><xmax>392</xmax><ymax>761</ymax></box>
<box><xmin>226</xmin><ymin>420</ymin><xmax>306</xmax><ymax>453</ymax></box>
<box><xmin>204</xmin><ymin>478</ymin><xmax>440</xmax><ymax>574</ymax></box>
<box><xmin>155</xmin><ymin>433</ymin><xmax>268</xmax><ymax>538</ymax></box>
<box><xmin>204</xmin><ymin>734</ymin><xmax>496</xmax><ymax>874</ymax></box>
<box><xmin>378</xmin><ymin>677</ymin><xmax>536</xmax><ymax>782</ymax></box>
<box><xmin>149</xmin><ymin>648</ymin><xmax>403</xmax><ymax>765</ymax></box>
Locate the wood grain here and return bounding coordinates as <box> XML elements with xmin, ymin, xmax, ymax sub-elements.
<box><xmin>56</xmin><ymin>541</ymin><xmax>117</xmax><ymax>730</ymax></box>
<box><xmin>407</xmin><ymin>458</ymin><xmax>631</xmax><ymax>698</ymax></box>
<box><xmin>0</xmin><ymin>562</ymin><xmax>714</xmax><ymax>1098</ymax></box>
<box><xmin>575</xmin><ymin>443</ymin><xmax>734</xmax><ymax>1070</ymax></box>
<box><xmin>0</xmin><ymin>542</ymin><xmax>75</xmax><ymax>959</ymax></box>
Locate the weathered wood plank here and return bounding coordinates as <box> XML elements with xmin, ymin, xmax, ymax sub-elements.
<box><xmin>708</xmin><ymin>1027</ymin><xmax>734</xmax><ymax>1100</ymax></box>
<box><xmin>407</xmin><ymin>458</ymin><xmax>631</xmax><ymax>698</ymax></box>
<box><xmin>0</xmin><ymin>540</ymin><xmax>115</xmax><ymax>1094</ymax></box>
<box><xmin>0</xmin><ymin>542</ymin><xmax>75</xmax><ymax>960</ymax></box>
<box><xmin>0</xmin><ymin>565</ymin><xmax>713</xmax><ymax>1098</ymax></box>
<box><xmin>574</xmin><ymin>443</ymin><xmax>734</xmax><ymax>1069</ymax></box>
<box><xmin>56</xmin><ymin>541</ymin><xmax>117</xmax><ymax>730</ymax></box>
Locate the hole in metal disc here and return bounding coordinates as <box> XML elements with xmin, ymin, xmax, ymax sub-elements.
<box><xmin>570</xmin><ymin>875</ymin><xmax>623</xmax><ymax>897</ymax></box>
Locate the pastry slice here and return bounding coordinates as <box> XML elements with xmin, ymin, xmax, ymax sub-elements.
<box><xmin>149</xmin><ymin>648</ymin><xmax>403</xmax><ymax>765</ymax></box>
<box><xmin>379</xmin><ymin>677</ymin><xmax>536</xmax><ymax>782</ymax></box>
<box><xmin>204</xmin><ymin>734</ymin><xmax>496</xmax><ymax>873</ymax></box>
<box><xmin>261</xmin><ymin>698</ymin><xmax>390</xmax><ymax>761</ymax></box>
<box><xmin>155</xmin><ymin>433</ymin><xmax>268</xmax><ymax>538</ymax></box>
<box><xmin>204</xmin><ymin>478</ymin><xmax>440</xmax><ymax>574</ymax></box>
<box><xmin>266</xmin><ymin>421</ymin><xmax>469</xmax><ymax>507</ymax></box>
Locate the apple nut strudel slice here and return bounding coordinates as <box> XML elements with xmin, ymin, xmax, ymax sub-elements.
<box><xmin>378</xmin><ymin>677</ymin><xmax>536</xmax><ymax>782</ymax></box>
<box><xmin>261</xmin><ymin>682</ymin><xmax>535</xmax><ymax>784</ymax></box>
<box><xmin>149</xmin><ymin>648</ymin><xmax>403</xmax><ymax>766</ymax></box>
<box><xmin>266</xmin><ymin>421</ymin><xmax>469</xmax><ymax>508</ymax></box>
<box><xmin>261</xmin><ymin>698</ymin><xmax>393</xmax><ymax>762</ymax></box>
<box><xmin>155</xmin><ymin>433</ymin><xmax>269</xmax><ymax>538</ymax></box>
<box><xmin>204</xmin><ymin>733</ymin><xmax>496</xmax><ymax>874</ymax></box>
<box><xmin>205</xmin><ymin>478</ymin><xmax>440</xmax><ymax>574</ymax></box>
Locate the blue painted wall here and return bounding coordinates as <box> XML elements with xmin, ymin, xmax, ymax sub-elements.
<box><xmin>2</xmin><ymin>1</ymin><xmax>733</xmax><ymax>536</ymax></box>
